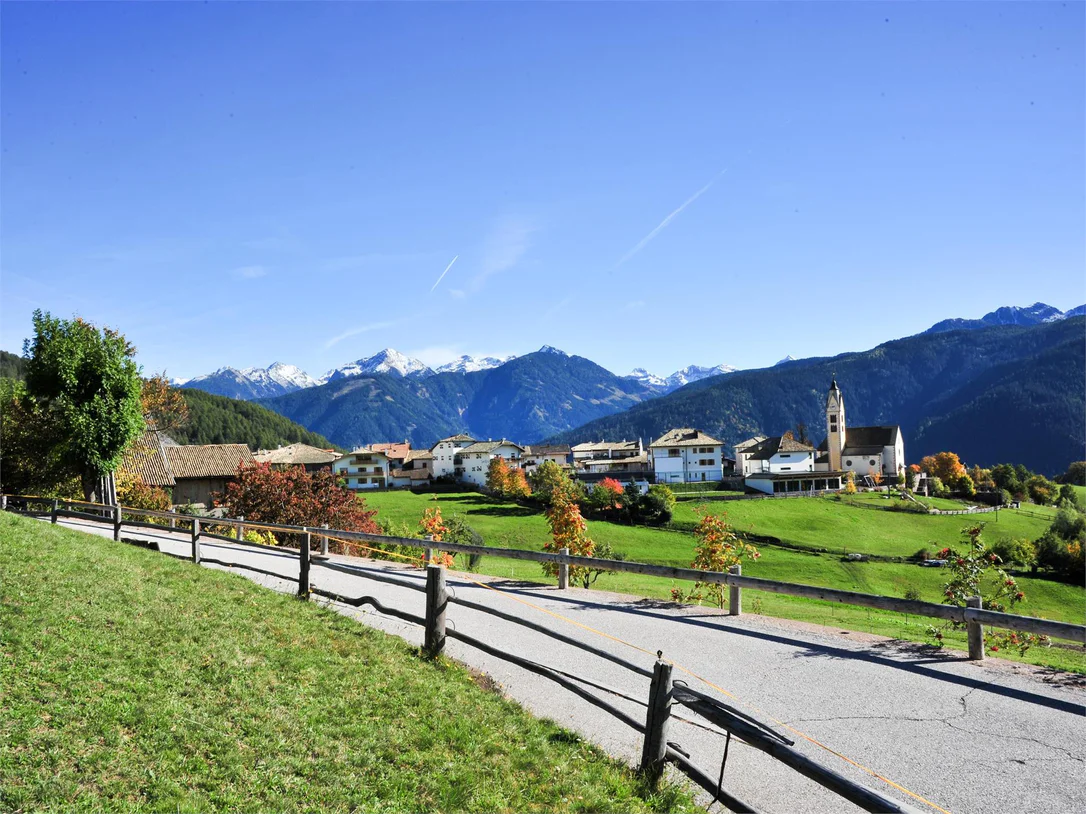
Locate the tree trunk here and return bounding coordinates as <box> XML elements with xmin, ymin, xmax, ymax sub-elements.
<box><xmin>81</xmin><ymin>471</ymin><xmax>99</xmax><ymax>504</ymax></box>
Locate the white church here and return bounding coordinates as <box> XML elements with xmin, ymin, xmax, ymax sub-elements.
<box><xmin>735</xmin><ymin>379</ymin><xmax>905</xmax><ymax>496</ymax></box>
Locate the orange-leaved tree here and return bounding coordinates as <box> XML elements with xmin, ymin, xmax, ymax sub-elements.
<box><xmin>504</xmin><ymin>467</ymin><xmax>531</xmax><ymax>499</ymax></box>
<box><xmin>672</xmin><ymin>509</ymin><xmax>759</xmax><ymax>609</ymax></box>
<box><xmin>485</xmin><ymin>456</ymin><xmax>510</xmax><ymax>495</ymax></box>
<box><xmin>920</xmin><ymin>452</ymin><xmax>966</xmax><ymax>484</ymax></box>
<box><xmin>541</xmin><ymin>478</ymin><xmax>597</xmax><ymax>587</ymax></box>
<box><xmin>419</xmin><ymin>505</ymin><xmax>454</xmax><ymax>566</ymax></box>
<box><xmin>140</xmin><ymin>372</ymin><xmax>189</xmax><ymax>433</ymax></box>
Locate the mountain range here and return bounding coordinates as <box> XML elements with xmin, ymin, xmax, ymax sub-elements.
<box><xmin>170</xmin><ymin>301</ymin><xmax>1085</xmax><ymax>472</ymax></box>
<box><xmin>924</xmin><ymin>301</ymin><xmax>1085</xmax><ymax>334</ymax></box>
<box><xmin>178</xmin><ymin>346</ymin><xmax>737</xmax><ymax>401</ymax></box>
<box><xmin>547</xmin><ymin>316</ymin><xmax>1085</xmax><ymax>475</ymax></box>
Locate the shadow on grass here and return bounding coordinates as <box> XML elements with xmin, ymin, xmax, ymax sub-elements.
<box><xmin>435</xmin><ymin>494</ymin><xmax>541</xmax><ymax>519</ymax></box>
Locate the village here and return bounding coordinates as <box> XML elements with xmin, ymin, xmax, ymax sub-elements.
<box><xmin>117</xmin><ymin>380</ymin><xmax>910</xmax><ymax>507</ymax></box>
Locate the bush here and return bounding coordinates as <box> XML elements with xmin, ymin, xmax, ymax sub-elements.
<box><xmin>911</xmin><ymin>548</ymin><xmax>932</xmax><ymax>562</ymax></box>
<box><xmin>903</xmin><ymin>587</ymin><xmax>922</xmax><ymax>602</ymax></box>
<box><xmin>987</xmin><ymin>537</ymin><xmax>1035</xmax><ymax>569</ymax></box>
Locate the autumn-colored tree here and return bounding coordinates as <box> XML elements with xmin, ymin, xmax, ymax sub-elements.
<box><xmin>870</xmin><ymin>471</ymin><xmax>883</xmax><ymax>488</ymax></box>
<box><xmin>116</xmin><ymin>471</ymin><xmax>171</xmax><ymax>521</ymax></box>
<box><xmin>969</xmin><ymin>465</ymin><xmax>994</xmax><ymax>490</ymax></box>
<box><xmin>590</xmin><ymin>478</ymin><xmax>625</xmax><ymax>512</ymax></box>
<box><xmin>541</xmin><ymin>486</ymin><xmax>597</xmax><ymax>588</ymax></box>
<box><xmin>140</xmin><ymin>372</ymin><xmax>189</xmax><ymax>433</ymax></box>
<box><xmin>842</xmin><ymin>471</ymin><xmax>857</xmax><ymax>495</ymax></box>
<box><xmin>919</xmin><ymin>452</ymin><xmax>966</xmax><ymax>484</ymax></box>
<box><xmin>528</xmin><ymin>459</ymin><xmax>572</xmax><ymax>505</ymax></box>
<box><xmin>216</xmin><ymin>462</ymin><xmax>379</xmax><ymax>540</ymax></box>
<box><xmin>505</xmin><ymin>467</ymin><xmax>531</xmax><ymax>499</ymax></box>
<box><xmin>419</xmin><ymin>506</ymin><xmax>454</xmax><ymax>567</ymax></box>
<box><xmin>671</xmin><ymin>509</ymin><xmax>759</xmax><ymax>609</ymax></box>
<box><xmin>486</xmin><ymin>456</ymin><xmax>511</xmax><ymax>495</ymax></box>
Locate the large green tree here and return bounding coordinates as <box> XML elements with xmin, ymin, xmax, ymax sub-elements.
<box><xmin>23</xmin><ymin>311</ymin><xmax>144</xmax><ymax>501</ymax></box>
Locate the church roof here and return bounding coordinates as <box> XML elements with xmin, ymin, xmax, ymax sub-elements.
<box><xmin>817</xmin><ymin>425</ymin><xmax>901</xmax><ymax>452</ymax></box>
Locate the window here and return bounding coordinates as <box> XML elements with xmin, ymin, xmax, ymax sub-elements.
<box><xmin>845</xmin><ymin>460</ymin><xmax>853</xmax><ymax>467</ymax></box>
<box><xmin>830</xmin><ymin>418</ymin><xmax>838</xmax><ymax>431</ymax></box>
<box><xmin>668</xmin><ymin>449</ymin><xmax>680</xmax><ymax>457</ymax></box>
<box><xmin>869</xmin><ymin>459</ymin><xmax>877</xmax><ymax>467</ymax></box>
<box><xmin>781</xmin><ymin>466</ymin><xmax>791</xmax><ymax>471</ymax></box>
<box><xmin>780</xmin><ymin>453</ymin><xmax>791</xmax><ymax>458</ymax></box>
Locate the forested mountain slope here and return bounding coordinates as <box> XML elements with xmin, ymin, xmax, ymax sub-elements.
<box><xmin>549</xmin><ymin>318</ymin><xmax>1086</xmax><ymax>474</ymax></box>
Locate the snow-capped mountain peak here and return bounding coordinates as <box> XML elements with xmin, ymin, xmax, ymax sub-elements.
<box><xmin>240</xmin><ymin>362</ymin><xmax>320</xmax><ymax>390</ymax></box>
<box><xmin>321</xmin><ymin>348</ymin><xmax>433</xmax><ymax>383</ymax></box>
<box><xmin>623</xmin><ymin>363</ymin><xmax>737</xmax><ymax>392</ymax></box>
<box><xmin>538</xmin><ymin>345</ymin><xmax>568</xmax><ymax>356</ymax></box>
<box><xmin>435</xmin><ymin>355</ymin><xmax>516</xmax><ymax>374</ymax></box>
<box><xmin>776</xmin><ymin>355</ymin><xmax>797</xmax><ymax>365</ymax></box>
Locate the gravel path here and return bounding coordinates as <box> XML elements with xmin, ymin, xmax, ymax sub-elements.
<box><xmin>54</xmin><ymin>517</ymin><xmax>1086</xmax><ymax>814</ymax></box>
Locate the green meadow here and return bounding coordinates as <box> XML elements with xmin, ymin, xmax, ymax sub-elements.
<box><xmin>364</xmin><ymin>490</ymin><xmax>1086</xmax><ymax>673</ymax></box>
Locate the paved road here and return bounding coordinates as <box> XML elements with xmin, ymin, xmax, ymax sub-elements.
<box><xmin>54</xmin><ymin>518</ymin><xmax>1085</xmax><ymax>814</ymax></box>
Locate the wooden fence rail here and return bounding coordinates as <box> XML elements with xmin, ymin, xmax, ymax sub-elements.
<box><xmin>7</xmin><ymin>494</ymin><xmax>1084</xmax><ymax>647</ymax></box>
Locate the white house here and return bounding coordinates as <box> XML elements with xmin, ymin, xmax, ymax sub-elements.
<box><xmin>733</xmin><ymin>436</ymin><xmax>767</xmax><ymax>476</ymax></box>
<box><xmin>741</xmin><ymin>434</ymin><xmax>844</xmax><ymax>495</ymax></box>
<box><xmin>430</xmin><ymin>434</ymin><xmax>476</xmax><ymax>479</ymax></box>
<box><xmin>333</xmin><ymin>448</ymin><xmax>391</xmax><ymax>490</ymax></box>
<box><xmin>455</xmin><ymin>440</ymin><xmax>525</xmax><ymax>487</ymax></box>
<box><xmin>521</xmin><ymin>444</ymin><xmax>571</xmax><ymax>475</ymax></box>
<box><xmin>649</xmin><ymin>428</ymin><xmax>724</xmax><ymax>483</ymax></box>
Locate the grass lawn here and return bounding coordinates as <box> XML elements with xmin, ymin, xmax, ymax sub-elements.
<box><xmin>364</xmin><ymin>490</ymin><xmax>1086</xmax><ymax>674</ymax></box>
<box><xmin>0</xmin><ymin>512</ymin><xmax>697</xmax><ymax>814</ymax></box>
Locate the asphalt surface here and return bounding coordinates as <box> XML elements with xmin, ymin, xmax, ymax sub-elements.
<box><xmin>52</xmin><ymin>517</ymin><xmax>1086</xmax><ymax>814</ymax></box>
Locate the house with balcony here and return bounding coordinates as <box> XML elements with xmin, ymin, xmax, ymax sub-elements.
<box><xmin>332</xmin><ymin>448</ymin><xmax>391</xmax><ymax>490</ymax></box>
<box><xmin>571</xmin><ymin>439</ymin><xmax>643</xmax><ymax>467</ymax></box>
<box><xmin>389</xmin><ymin>449</ymin><xmax>434</xmax><ymax>488</ymax></box>
<box><xmin>430</xmin><ymin>434</ymin><xmax>476</xmax><ymax>479</ymax></box>
<box><xmin>454</xmin><ymin>440</ymin><xmax>525</xmax><ymax>487</ymax></box>
<box><xmin>649</xmin><ymin>428</ymin><xmax>724</xmax><ymax>483</ymax></box>
<box><xmin>521</xmin><ymin>444</ymin><xmax>572</xmax><ymax>475</ymax></box>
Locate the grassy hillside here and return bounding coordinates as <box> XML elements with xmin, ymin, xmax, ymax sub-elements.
<box><xmin>549</xmin><ymin>318</ymin><xmax>1086</xmax><ymax>475</ymax></box>
<box><xmin>364</xmin><ymin>490</ymin><xmax>1085</xmax><ymax>673</ymax></box>
<box><xmin>176</xmin><ymin>388</ymin><xmax>341</xmax><ymax>451</ymax></box>
<box><xmin>0</xmin><ymin>512</ymin><xmax>694</xmax><ymax>813</ymax></box>
<box><xmin>260</xmin><ymin>351</ymin><xmax>661</xmax><ymax>449</ymax></box>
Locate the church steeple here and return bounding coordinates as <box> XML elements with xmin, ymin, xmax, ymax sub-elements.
<box><xmin>826</xmin><ymin>378</ymin><xmax>846</xmax><ymax>471</ymax></box>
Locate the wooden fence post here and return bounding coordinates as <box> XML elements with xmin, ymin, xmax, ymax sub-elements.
<box><xmin>169</xmin><ymin>509</ymin><xmax>176</xmax><ymax>529</ymax></box>
<box><xmin>424</xmin><ymin>563</ymin><xmax>447</xmax><ymax>659</ymax></box>
<box><xmin>558</xmin><ymin>547</ymin><xmax>570</xmax><ymax>590</ymax></box>
<box><xmin>51</xmin><ymin>499</ymin><xmax>59</xmax><ymax>524</ymax></box>
<box><xmin>966</xmin><ymin>596</ymin><xmax>985</xmax><ymax>660</ymax></box>
<box><xmin>321</xmin><ymin>523</ymin><xmax>329</xmax><ymax>556</ymax></box>
<box><xmin>729</xmin><ymin>564</ymin><xmax>741</xmax><ymax>616</ymax></box>
<box><xmin>191</xmin><ymin>518</ymin><xmax>201</xmax><ymax>564</ymax></box>
<box><xmin>298</xmin><ymin>531</ymin><xmax>311</xmax><ymax>599</ymax></box>
<box><xmin>113</xmin><ymin>505</ymin><xmax>122</xmax><ymax>542</ymax></box>
<box><xmin>640</xmin><ymin>659</ymin><xmax>673</xmax><ymax>786</ymax></box>
<box><xmin>1</xmin><ymin>495</ymin><xmax>7</xmax><ymax>512</ymax></box>
<box><xmin>424</xmin><ymin>534</ymin><xmax>434</xmax><ymax>566</ymax></box>
<box><xmin>237</xmin><ymin>515</ymin><xmax>245</xmax><ymax>541</ymax></box>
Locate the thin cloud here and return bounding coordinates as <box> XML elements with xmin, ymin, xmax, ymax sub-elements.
<box><xmin>613</xmin><ymin>169</ymin><xmax>727</xmax><ymax>269</ymax></box>
<box><xmin>232</xmin><ymin>265</ymin><xmax>268</xmax><ymax>279</ymax></box>
<box><xmin>472</xmin><ymin>216</ymin><xmax>536</xmax><ymax>290</ymax></box>
<box><xmin>324</xmin><ymin>320</ymin><xmax>397</xmax><ymax>350</ymax></box>
<box><xmin>430</xmin><ymin>255</ymin><xmax>459</xmax><ymax>293</ymax></box>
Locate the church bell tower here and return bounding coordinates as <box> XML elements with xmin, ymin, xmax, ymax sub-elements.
<box><xmin>826</xmin><ymin>379</ymin><xmax>846</xmax><ymax>471</ymax></box>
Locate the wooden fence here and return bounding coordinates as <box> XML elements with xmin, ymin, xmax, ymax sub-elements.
<box><xmin>12</xmin><ymin>493</ymin><xmax>1086</xmax><ymax>812</ymax></box>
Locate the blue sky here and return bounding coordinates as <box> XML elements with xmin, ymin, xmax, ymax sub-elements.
<box><xmin>2</xmin><ymin>2</ymin><xmax>1083</xmax><ymax>380</ymax></box>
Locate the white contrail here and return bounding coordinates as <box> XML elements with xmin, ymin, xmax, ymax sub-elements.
<box><xmin>430</xmin><ymin>255</ymin><xmax>459</xmax><ymax>292</ymax></box>
<box><xmin>613</xmin><ymin>169</ymin><xmax>727</xmax><ymax>269</ymax></box>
